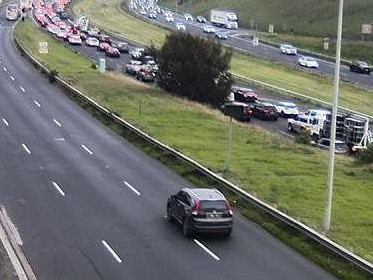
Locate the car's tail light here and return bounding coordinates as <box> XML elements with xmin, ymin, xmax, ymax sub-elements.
<box><xmin>225</xmin><ymin>201</ymin><xmax>233</xmax><ymax>216</ymax></box>
<box><xmin>263</xmin><ymin>109</ymin><xmax>269</xmax><ymax>115</ymax></box>
<box><xmin>191</xmin><ymin>200</ymin><xmax>201</xmax><ymax>216</ymax></box>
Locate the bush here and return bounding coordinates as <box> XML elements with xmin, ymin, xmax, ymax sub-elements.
<box><xmin>296</xmin><ymin>130</ymin><xmax>312</xmax><ymax>144</ymax></box>
<box><xmin>357</xmin><ymin>143</ymin><xmax>373</xmax><ymax>164</ymax></box>
<box><xmin>48</xmin><ymin>69</ymin><xmax>58</xmax><ymax>83</ymax></box>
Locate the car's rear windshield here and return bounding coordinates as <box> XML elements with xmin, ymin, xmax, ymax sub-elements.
<box><xmin>200</xmin><ymin>200</ymin><xmax>228</xmax><ymax>211</ymax></box>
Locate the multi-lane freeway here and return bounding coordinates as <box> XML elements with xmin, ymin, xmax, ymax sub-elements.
<box><xmin>0</xmin><ymin>4</ymin><xmax>343</xmax><ymax>280</ymax></box>
<box><xmin>131</xmin><ymin>2</ymin><xmax>373</xmax><ymax>91</ymax></box>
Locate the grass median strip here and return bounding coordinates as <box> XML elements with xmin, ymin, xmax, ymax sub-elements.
<box><xmin>14</xmin><ymin>16</ymin><xmax>373</xmax><ymax>280</ymax></box>
<box><xmin>72</xmin><ymin>0</ymin><xmax>373</xmax><ymax>116</ymax></box>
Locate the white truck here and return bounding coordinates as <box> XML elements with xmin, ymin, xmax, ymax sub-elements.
<box><xmin>210</xmin><ymin>9</ymin><xmax>238</xmax><ymax>29</ymax></box>
<box><xmin>287</xmin><ymin>112</ymin><xmax>329</xmax><ymax>141</ymax></box>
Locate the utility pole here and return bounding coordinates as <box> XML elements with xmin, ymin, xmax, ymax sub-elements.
<box><xmin>323</xmin><ymin>0</ymin><xmax>344</xmax><ymax>233</ymax></box>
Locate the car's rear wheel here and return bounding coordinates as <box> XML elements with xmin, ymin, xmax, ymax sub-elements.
<box><xmin>182</xmin><ymin>218</ymin><xmax>192</xmax><ymax>237</ymax></box>
<box><xmin>288</xmin><ymin>124</ymin><xmax>293</xmax><ymax>132</ymax></box>
<box><xmin>166</xmin><ymin>205</ymin><xmax>174</xmax><ymax>223</ymax></box>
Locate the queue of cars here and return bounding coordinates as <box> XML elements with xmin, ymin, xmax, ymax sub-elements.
<box><xmin>222</xmin><ymin>86</ymin><xmax>301</xmax><ymax>122</ymax></box>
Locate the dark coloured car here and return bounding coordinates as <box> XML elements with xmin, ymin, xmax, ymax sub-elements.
<box><xmin>221</xmin><ymin>101</ymin><xmax>252</xmax><ymax>122</ymax></box>
<box><xmin>349</xmin><ymin>61</ymin><xmax>370</xmax><ymax>74</ymax></box>
<box><xmin>97</xmin><ymin>34</ymin><xmax>113</xmax><ymax>45</ymax></box>
<box><xmin>167</xmin><ymin>188</ymin><xmax>233</xmax><ymax>237</ymax></box>
<box><xmin>136</xmin><ymin>66</ymin><xmax>155</xmax><ymax>82</ymax></box>
<box><xmin>231</xmin><ymin>86</ymin><xmax>258</xmax><ymax>103</ymax></box>
<box><xmin>251</xmin><ymin>102</ymin><xmax>279</xmax><ymax>120</ymax></box>
<box><xmin>111</xmin><ymin>41</ymin><xmax>129</xmax><ymax>53</ymax></box>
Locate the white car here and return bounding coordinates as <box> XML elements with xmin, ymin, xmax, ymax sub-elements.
<box><xmin>275</xmin><ymin>101</ymin><xmax>299</xmax><ymax>117</ymax></box>
<box><xmin>129</xmin><ymin>47</ymin><xmax>145</xmax><ymax>59</ymax></box>
<box><xmin>298</xmin><ymin>56</ymin><xmax>319</xmax><ymax>68</ymax></box>
<box><xmin>184</xmin><ymin>13</ymin><xmax>193</xmax><ymax>21</ymax></box>
<box><xmin>203</xmin><ymin>25</ymin><xmax>215</xmax><ymax>34</ymax></box>
<box><xmin>165</xmin><ymin>15</ymin><xmax>174</xmax><ymax>22</ymax></box>
<box><xmin>85</xmin><ymin>37</ymin><xmax>100</xmax><ymax>47</ymax></box>
<box><xmin>280</xmin><ymin>44</ymin><xmax>297</xmax><ymax>55</ymax></box>
<box><xmin>176</xmin><ymin>22</ymin><xmax>186</xmax><ymax>31</ymax></box>
<box><xmin>68</xmin><ymin>34</ymin><xmax>82</xmax><ymax>45</ymax></box>
<box><xmin>196</xmin><ymin>16</ymin><xmax>207</xmax><ymax>23</ymax></box>
<box><xmin>87</xmin><ymin>27</ymin><xmax>100</xmax><ymax>36</ymax></box>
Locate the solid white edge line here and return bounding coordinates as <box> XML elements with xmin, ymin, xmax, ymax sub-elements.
<box><xmin>53</xmin><ymin>119</ymin><xmax>61</xmax><ymax>127</ymax></box>
<box><xmin>193</xmin><ymin>239</ymin><xmax>221</xmax><ymax>261</ymax></box>
<box><xmin>52</xmin><ymin>182</ymin><xmax>65</xmax><ymax>197</ymax></box>
<box><xmin>34</xmin><ymin>100</ymin><xmax>41</xmax><ymax>107</ymax></box>
<box><xmin>123</xmin><ymin>181</ymin><xmax>141</xmax><ymax>196</ymax></box>
<box><xmin>2</xmin><ymin>118</ymin><xmax>9</xmax><ymax>126</ymax></box>
<box><xmin>21</xmin><ymin>143</ymin><xmax>31</xmax><ymax>154</ymax></box>
<box><xmin>81</xmin><ymin>144</ymin><xmax>93</xmax><ymax>155</ymax></box>
<box><xmin>101</xmin><ymin>240</ymin><xmax>123</xmax><ymax>263</ymax></box>
<box><xmin>20</xmin><ymin>87</ymin><xmax>25</xmax><ymax>92</ymax></box>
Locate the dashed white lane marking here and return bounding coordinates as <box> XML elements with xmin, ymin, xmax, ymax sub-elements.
<box><xmin>10</xmin><ymin>76</ymin><xmax>14</xmax><ymax>81</ymax></box>
<box><xmin>21</xmin><ymin>144</ymin><xmax>31</xmax><ymax>154</ymax></box>
<box><xmin>101</xmin><ymin>240</ymin><xmax>123</xmax><ymax>263</ymax></box>
<box><xmin>81</xmin><ymin>144</ymin><xmax>93</xmax><ymax>155</ymax></box>
<box><xmin>54</xmin><ymin>138</ymin><xmax>65</xmax><ymax>141</ymax></box>
<box><xmin>3</xmin><ymin>67</ymin><xmax>7</xmax><ymax>72</ymax></box>
<box><xmin>53</xmin><ymin>119</ymin><xmax>61</xmax><ymax>127</ymax></box>
<box><xmin>2</xmin><ymin>118</ymin><xmax>9</xmax><ymax>126</ymax></box>
<box><xmin>34</xmin><ymin>100</ymin><xmax>41</xmax><ymax>107</ymax></box>
<box><xmin>123</xmin><ymin>181</ymin><xmax>141</xmax><ymax>196</ymax></box>
<box><xmin>52</xmin><ymin>181</ymin><xmax>65</xmax><ymax>197</ymax></box>
<box><xmin>20</xmin><ymin>87</ymin><xmax>25</xmax><ymax>92</ymax></box>
<box><xmin>193</xmin><ymin>239</ymin><xmax>220</xmax><ymax>261</ymax></box>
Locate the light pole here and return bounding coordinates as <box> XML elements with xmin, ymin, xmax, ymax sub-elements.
<box><xmin>323</xmin><ymin>0</ymin><xmax>344</xmax><ymax>233</ymax></box>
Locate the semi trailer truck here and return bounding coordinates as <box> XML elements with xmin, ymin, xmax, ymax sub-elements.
<box><xmin>210</xmin><ymin>9</ymin><xmax>238</xmax><ymax>29</ymax></box>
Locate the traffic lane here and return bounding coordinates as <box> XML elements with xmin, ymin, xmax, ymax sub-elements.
<box><xmin>0</xmin><ymin>44</ymin><xmax>337</xmax><ymax>280</ymax></box>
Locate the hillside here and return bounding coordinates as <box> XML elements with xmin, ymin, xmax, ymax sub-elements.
<box><xmin>160</xmin><ymin>0</ymin><xmax>373</xmax><ymax>40</ymax></box>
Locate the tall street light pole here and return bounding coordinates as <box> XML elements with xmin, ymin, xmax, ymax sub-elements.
<box><xmin>323</xmin><ymin>0</ymin><xmax>344</xmax><ymax>233</ymax></box>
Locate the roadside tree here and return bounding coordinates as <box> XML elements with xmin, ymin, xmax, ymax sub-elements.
<box><xmin>157</xmin><ymin>32</ymin><xmax>233</xmax><ymax>107</ymax></box>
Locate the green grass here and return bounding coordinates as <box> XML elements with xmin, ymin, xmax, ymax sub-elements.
<box><xmin>14</xmin><ymin>18</ymin><xmax>373</xmax><ymax>270</ymax></box>
<box><xmin>70</xmin><ymin>0</ymin><xmax>373</xmax><ymax>118</ymax></box>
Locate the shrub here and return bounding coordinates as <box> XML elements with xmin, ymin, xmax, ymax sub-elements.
<box><xmin>357</xmin><ymin>143</ymin><xmax>373</xmax><ymax>164</ymax></box>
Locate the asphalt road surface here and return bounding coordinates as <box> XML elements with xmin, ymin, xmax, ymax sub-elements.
<box><xmin>0</xmin><ymin>8</ymin><xmax>340</xmax><ymax>280</ymax></box>
<box><xmin>133</xmin><ymin>3</ymin><xmax>373</xmax><ymax>91</ymax></box>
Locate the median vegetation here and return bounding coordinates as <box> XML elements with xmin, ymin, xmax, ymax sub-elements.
<box><xmin>14</xmin><ymin>12</ymin><xmax>372</xmax><ymax>280</ymax></box>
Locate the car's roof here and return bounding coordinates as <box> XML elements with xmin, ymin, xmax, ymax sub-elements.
<box><xmin>183</xmin><ymin>188</ymin><xmax>226</xmax><ymax>201</ymax></box>
<box><xmin>281</xmin><ymin>44</ymin><xmax>295</xmax><ymax>48</ymax></box>
<box><xmin>278</xmin><ymin>101</ymin><xmax>297</xmax><ymax>106</ymax></box>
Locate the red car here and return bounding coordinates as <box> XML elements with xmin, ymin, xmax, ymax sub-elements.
<box><xmin>105</xmin><ymin>47</ymin><xmax>121</xmax><ymax>58</ymax></box>
<box><xmin>97</xmin><ymin>42</ymin><xmax>111</xmax><ymax>52</ymax></box>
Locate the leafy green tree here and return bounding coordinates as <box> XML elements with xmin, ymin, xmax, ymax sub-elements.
<box><xmin>157</xmin><ymin>32</ymin><xmax>233</xmax><ymax>107</ymax></box>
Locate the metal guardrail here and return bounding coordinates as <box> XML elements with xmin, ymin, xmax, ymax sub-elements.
<box><xmin>13</xmin><ymin>33</ymin><xmax>373</xmax><ymax>276</ymax></box>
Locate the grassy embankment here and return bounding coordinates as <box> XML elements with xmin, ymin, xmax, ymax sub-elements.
<box><xmin>14</xmin><ymin>13</ymin><xmax>372</xmax><ymax>280</ymax></box>
<box><xmin>160</xmin><ymin>0</ymin><xmax>373</xmax><ymax>63</ymax></box>
<box><xmin>73</xmin><ymin>0</ymin><xmax>373</xmax><ymax>116</ymax></box>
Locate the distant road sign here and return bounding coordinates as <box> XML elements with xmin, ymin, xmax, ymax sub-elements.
<box><xmin>361</xmin><ymin>24</ymin><xmax>372</xmax><ymax>34</ymax></box>
<box><xmin>39</xmin><ymin>42</ymin><xmax>48</xmax><ymax>54</ymax></box>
